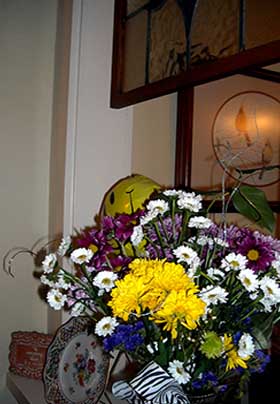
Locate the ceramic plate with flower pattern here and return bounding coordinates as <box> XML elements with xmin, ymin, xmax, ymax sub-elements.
<box><xmin>43</xmin><ymin>316</ymin><xmax>109</xmax><ymax>404</ymax></box>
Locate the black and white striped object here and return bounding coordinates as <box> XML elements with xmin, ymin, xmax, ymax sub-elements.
<box><xmin>112</xmin><ymin>379</ymin><xmax>143</xmax><ymax>404</ymax></box>
<box><xmin>112</xmin><ymin>361</ymin><xmax>190</xmax><ymax>403</ymax></box>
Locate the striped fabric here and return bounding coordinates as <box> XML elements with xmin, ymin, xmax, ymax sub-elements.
<box><xmin>112</xmin><ymin>361</ymin><xmax>190</xmax><ymax>404</ymax></box>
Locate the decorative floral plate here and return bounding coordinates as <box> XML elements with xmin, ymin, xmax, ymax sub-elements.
<box><xmin>43</xmin><ymin>316</ymin><xmax>110</xmax><ymax>404</ymax></box>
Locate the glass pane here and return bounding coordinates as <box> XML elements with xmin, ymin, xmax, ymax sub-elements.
<box><xmin>127</xmin><ymin>0</ymin><xmax>149</xmax><ymax>16</ymax></box>
<box><xmin>149</xmin><ymin>0</ymin><xmax>186</xmax><ymax>83</ymax></box>
<box><xmin>246</xmin><ymin>0</ymin><xmax>280</xmax><ymax>49</ymax></box>
<box><xmin>212</xmin><ymin>91</ymin><xmax>280</xmax><ymax>188</ymax></box>
<box><xmin>192</xmin><ymin>79</ymin><xmax>280</xmax><ymax>206</ymax></box>
<box><xmin>123</xmin><ymin>10</ymin><xmax>147</xmax><ymax>92</ymax></box>
<box><xmin>190</xmin><ymin>0</ymin><xmax>239</xmax><ymax>67</ymax></box>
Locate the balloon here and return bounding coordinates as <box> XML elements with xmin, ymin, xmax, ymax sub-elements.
<box><xmin>101</xmin><ymin>174</ymin><xmax>161</xmax><ymax>217</ymax></box>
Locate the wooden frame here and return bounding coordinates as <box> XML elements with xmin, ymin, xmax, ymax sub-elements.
<box><xmin>110</xmin><ymin>0</ymin><xmax>280</xmax><ymax>109</ymax></box>
<box><xmin>110</xmin><ymin>1</ymin><xmax>280</xmax><ymax>214</ymax></box>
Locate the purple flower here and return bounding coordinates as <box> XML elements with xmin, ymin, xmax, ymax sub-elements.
<box><xmin>205</xmin><ymin>224</ymin><xmax>279</xmax><ymax>273</ymax></box>
<box><xmin>234</xmin><ymin>229</ymin><xmax>276</xmax><ymax>272</ymax></box>
<box><xmin>112</xmin><ymin>212</ymin><xmax>143</xmax><ymax>242</ymax></box>
<box><xmin>145</xmin><ymin>214</ymin><xmax>183</xmax><ymax>259</ymax></box>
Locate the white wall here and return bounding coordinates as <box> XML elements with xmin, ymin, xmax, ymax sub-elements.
<box><xmin>63</xmin><ymin>0</ymin><xmax>133</xmax><ymax>245</ymax></box>
<box><xmin>0</xmin><ymin>0</ymin><xmax>57</xmax><ymax>388</ymax></box>
<box><xmin>132</xmin><ymin>95</ymin><xmax>177</xmax><ymax>187</ymax></box>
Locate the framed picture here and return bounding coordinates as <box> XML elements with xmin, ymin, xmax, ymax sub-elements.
<box><xmin>110</xmin><ymin>0</ymin><xmax>280</xmax><ymax>108</ymax></box>
<box><xmin>175</xmin><ymin>74</ymin><xmax>280</xmax><ymax>215</ymax></box>
<box><xmin>9</xmin><ymin>331</ymin><xmax>53</xmax><ymax>380</ymax></box>
<box><xmin>211</xmin><ymin>91</ymin><xmax>280</xmax><ymax>189</ymax></box>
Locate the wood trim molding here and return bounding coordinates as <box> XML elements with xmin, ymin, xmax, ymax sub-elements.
<box><xmin>175</xmin><ymin>87</ymin><xmax>194</xmax><ymax>188</ymax></box>
<box><xmin>242</xmin><ymin>67</ymin><xmax>280</xmax><ymax>83</ymax></box>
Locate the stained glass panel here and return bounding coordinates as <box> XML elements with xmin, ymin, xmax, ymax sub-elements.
<box><xmin>112</xmin><ymin>0</ymin><xmax>280</xmax><ymax>107</ymax></box>
<box><xmin>124</xmin><ymin>0</ymin><xmax>241</xmax><ymax>90</ymax></box>
<box><xmin>190</xmin><ymin>0</ymin><xmax>240</xmax><ymax>67</ymax></box>
<box><xmin>123</xmin><ymin>10</ymin><xmax>147</xmax><ymax>91</ymax></box>
<box><xmin>246</xmin><ymin>0</ymin><xmax>280</xmax><ymax>49</ymax></box>
<box><xmin>149</xmin><ymin>0</ymin><xmax>185</xmax><ymax>83</ymax></box>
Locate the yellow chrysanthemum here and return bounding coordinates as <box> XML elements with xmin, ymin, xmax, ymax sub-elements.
<box><xmin>129</xmin><ymin>258</ymin><xmax>157</xmax><ymax>280</ymax></box>
<box><xmin>151</xmin><ymin>289</ymin><xmax>206</xmax><ymax>339</ymax></box>
<box><xmin>109</xmin><ymin>259</ymin><xmax>205</xmax><ymax>333</ymax></box>
<box><xmin>132</xmin><ymin>259</ymin><xmax>199</xmax><ymax>311</ymax></box>
<box><xmin>108</xmin><ymin>274</ymin><xmax>147</xmax><ymax>321</ymax></box>
<box><xmin>150</xmin><ymin>260</ymin><xmax>199</xmax><ymax>293</ymax></box>
<box><xmin>223</xmin><ymin>334</ymin><xmax>248</xmax><ymax>371</ymax></box>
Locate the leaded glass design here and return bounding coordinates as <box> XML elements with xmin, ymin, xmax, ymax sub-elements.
<box><xmin>190</xmin><ymin>0</ymin><xmax>239</xmax><ymax>67</ymax></box>
<box><xmin>123</xmin><ymin>0</ymin><xmax>280</xmax><ymax>92</ymax></box>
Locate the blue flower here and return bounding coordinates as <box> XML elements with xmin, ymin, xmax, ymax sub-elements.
<box><xmin>103</xmin><ymin>322</ymin><xmax>144</xmax><ymax>352</ymax></box>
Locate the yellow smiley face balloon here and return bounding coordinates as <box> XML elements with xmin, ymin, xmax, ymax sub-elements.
<box><xmin>101</xmin><ymin>174</ymin><xmax>161</xmax><ymax>217</ymax></box>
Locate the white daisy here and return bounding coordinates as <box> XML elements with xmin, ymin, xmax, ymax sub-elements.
<box><xmin>177</xmin><ymin>192</ymin><xmax>202</xmax><ymax>212</ymax></box>
<box><xmin>95</xmin><ymin>316</ymin><xmax>118</xmax><ymax>337</ymax></box>
<box><xmin>259</xmin><ymin>297</ymin><xmax>274</xmax><ymax>312</ymax></box>
<box><xmin>146</xmin><ymin>199</ymin><xmax>169</xmax><ymax>216</ymax></box>
<box><xmin>259</xmin><ymin>276</ymin><xmax>280</xmax><ymax>304</ymax></box>
<box><xmin>206</xmin><ymin>267</ymin><xmax>224</xmax><ymax>280</ymax></box>
<box><xmin>140</xmin><ymin>212</ymin><xmax>157</xmax><ymax>225</ymax></box>
<box><xmin>272</xmin><ymin>255</ymin><xmax>280</xmax><ymax>277</ymax></box>
<box><xmin>54</xmin><ymin>274</ymin><xmax>70</xmax><ymax>290</ymax></box>
<box><xmin>163</xmin><ymin>189</ymin><xmax>180</xmax><ymax>197</ymax></box>
<box><xmin>70</xmin><ymin>302</ymin><xmax>86</xmax><ymax>317</ymax></box>
<box><xmin>188</xmin><ymin>216</ymin><xmax>213</xmax><ymax>229</ymax></box>
<box><xmin>214</xmin><ymin>237</ymin><xmax>229</xmax><ymax>248</ymax></box>
<box><xmin>131</xmin><ymin>225</ymin><xmax>144</xmax><ymax>246</ymax></box>
<box><xmin>42</xmin><ymin>253</ymin><xmax>57</xmax><ymax>273</ymax></box>
<box><xmin>173</xmin><ymin>245</ymin><xmax>198</xmax><ymax>266</ymax></box>
<box><xmin>188</xmin><ymin>256</ymin><xmax>201</xmax><ymax>278</ymax></box>
<box><xmin>200</xmin><ymin>285</ymin><xmax>228</xmax><ymax>306</ymax></box>
<box><xmin>70</xmin><ymin>248</ymin><xmax>93</xmax><ymax>265</ymax></box>
<box><xmin>249</xmin><ymin>291</ymin><xmax>259</xmax><ymax>301</ymax></box>
<box><xmin>196</xmin><ymin>236</ymin><xmax>214</xmax><ymax>247</ymax></box>
<box><xmin>57</xmin><ymin>236</ymin><xmax>71</xmax><ymax>256</ymax></box>
<box><xmin>221</xmin><ymin>252</ymin><xmax>247</xmax><ymax>271</ymax></box>
<box><xmin>238</xmin><ymin>269</ymin><xmax>259</xmax><ymax>292</ymax></box>
<box><xmin>168</xmin><ymin>360</ymin><xmax>191</xmax><ymax>385</ymax></box>
<box><xmin>47</xmin><ymin>289</ymin><xmax>67</xmax><ymax>310</ymax></box>
<box><xmin>93</xmin><ymin>271</ymin><xmax>118</xmax><ymax>292</ymax></box>
<box><xmin>238</xmin><ymin>333</ymin><xmax>255</xmax><ymax>359</ymax></box>
<box><xmin>40</xmin><ymin>274</ymin><xmax>55</xmax><ymax>287</ymax></box>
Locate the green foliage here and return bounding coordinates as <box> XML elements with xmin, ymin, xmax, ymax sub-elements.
<box><xmin>232</xmin><ymin>185</ymin><xmax>275</xmax><ymax>233</ymax></box>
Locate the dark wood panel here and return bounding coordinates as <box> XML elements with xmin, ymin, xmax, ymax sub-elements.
<box><xmin>175</xmin><ymin>87</ymin><xmax>194</xmax><ymax>188</ymax></box>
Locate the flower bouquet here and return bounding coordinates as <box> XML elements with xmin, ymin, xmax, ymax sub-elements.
<box><xmin>40</xmin><ymin>185</ymin><xmax>280</xmax><ymax>403</ymax></box>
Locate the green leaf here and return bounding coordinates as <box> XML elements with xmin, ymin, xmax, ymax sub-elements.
<box><xmin>154</xmin><ymin>340</ymin><xmax>169</xmax><ymax>367</ymax></box>
<box><xmin>232</xmin><ymin>185</ymin><xmax>275</xmax><ymax>233</ymax></box>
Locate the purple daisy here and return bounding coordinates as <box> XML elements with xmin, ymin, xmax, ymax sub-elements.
<box><xmin>232</xmin><ymin>228</ymin><xmax>276</xmax><ymax>273</ymax></box>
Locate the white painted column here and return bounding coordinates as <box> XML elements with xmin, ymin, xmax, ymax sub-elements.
<box><xmin>63</xmin><ymin>0</ymin><xmax>133</xmax><ymax>319</ymax></box>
